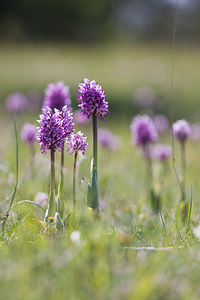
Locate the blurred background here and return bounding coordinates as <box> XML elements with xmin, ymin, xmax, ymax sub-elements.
<box><xmin>0</xmin><ymin>0</ymin><xmax>200</xmax><ymax>119</ymax></box>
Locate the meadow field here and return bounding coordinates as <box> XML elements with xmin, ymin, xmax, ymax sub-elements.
<box><xmin>1</xmin><ymin>42</ymin><xmax>200</xmax><ymax>299</ymax></box>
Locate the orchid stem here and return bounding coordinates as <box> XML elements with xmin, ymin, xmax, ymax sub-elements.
<box><xmin>60</xmin><ymin>144</ymin><xmax>65</xmax><ymax>216</ymax></box>
<box><xmin>181</xmin><ymin>142</ymin><xmax>186</xmax><ymax>202</ymax></box>
<box><xmin>50</xmin><ymin>150</ymin><xmax>55</xmax><ymax>196</ymax></box>
<box><xmin>73</xmin><ymin>152</ymin><xmax>78</xmax><ymax>208</ymax></box>
<box><xmin>93</xmin><ymin>115</ymin><xmax>98</xmax><ymax>171</ymax></box>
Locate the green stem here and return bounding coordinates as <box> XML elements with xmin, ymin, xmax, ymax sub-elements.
<box><xmin>87</xmin><ymin>115</ymin><xmax>99</xmax><ymax>212</ymax></box>
<box><xmin>73</xmin><ymin>152</ymin><xmax>78</xmax><ymax>208</ymax></box>
<box><xmin>93</xmin><ymin>114</ymin><xmax>99</xmax><ymax>211</ymax></box>
<box><xmin>59</xmin><ymin>144</ymin><xmax>65</xmax><ymax>215</ymax></box>
<box><xmin>181</xmin><ymin>142</ymin><xmax>186</xmax><ymax>202</ymax></box>
<box><xmin>93</xmin><ymin>115</ymin><xmax>98</xmax><ymax>171</ymax></box>
<box><xmin>51</xmin><ymin>150</ymin><xmax>55</xmax><ymax>196</ymax></box>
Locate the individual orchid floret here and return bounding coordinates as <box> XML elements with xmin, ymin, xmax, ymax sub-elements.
<box><xmin>43</xmin><ymin>81</ymin><xmax>71</xmax><ymax>111</ymax></box>
<box><xmin>21</xmin><ymin>123</ymin><xmax>37</xmax><ymax>146</ymax></box>
<box><xmin>172</xmin><ymin>120</ymin><xmax>191</xmax><ymax>143</ymax></box>
<box><xmin>67</xmin><ymin>131</ymin><xmax>87</xmax><ymax>155</ymax></box>
<box><xmin>6</xmin><ymin>93</ymin><xmax>29</xmax><ymax>113</ymax></box>
<box><xmin>130</xmin><ymin>115</ymin><xmax>158</xmax><ymax>147</ymax></box>
<box><xmin>151</xmin><ymin>144</ymin><xmax>172</xmax><ymax>161</ymax></box>
<box><xmin>154</xmin><ymin>115</ymin><xmax>169</xmax><ymax>134</ymax></box>
<box><xmin>77</xmin><ymin>78</ymin><xmax>109</xmax><ymax>120</ymax></box>
<box><xmin>37</xmin><ymin>107</ymin><xmax>66</xmax><ymax>154</ymax></box>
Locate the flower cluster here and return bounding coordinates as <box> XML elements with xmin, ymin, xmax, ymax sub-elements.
<box><xmin>130</xmin><ymin>115</ymin><xmax>158</xmax><ymax>147</ymax></box>
<box><xmin>37</xmin><ymin>107</ymin><xmax>66</xmax><ymax>153</ymax></box>
<box><xmin>67</xmin><ymin>131</ymin><xmax>87</xmax><ymax>155</ymax></box>
<box><xmin>6</xmin><ymin>93</ymin><xmax>28</xmax><ymax>113</ymax></box>
<box><xmin>37</xmin><ymin>105</ymin><xmax>75</xmax><ymax>154</ymax></box>
<box><xmin>43</xmin><ymin>81</ymin><xmax>71</xmax><ymax>111</ymax></box>
<box><xmin>151</xmin><ymin>144</ymin><xmax>172</xmax><ymax>161</ymax></box>
<box><xmin>77</xmin><ymin>78</ymin><xmax>109</xmax><ymax>120</ymax></box>
<box><xmin>21</xmin><ymin>123</ymin><xmax>37</xmax><ymax>146</ymax></box>
<box><xmin>172</xmin><ymin>120</ymin><xmax>191</xmax><ymax>143</ymax></box>
<box><xmin>56</xmin><ymin>105</ymin><xmax>74</xmax><ymax>139</ymax></box>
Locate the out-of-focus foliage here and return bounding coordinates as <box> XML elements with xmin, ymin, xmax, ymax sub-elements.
<box><xmin>0</xmin><ymin>0</ymin><xmax>200</xmax><ymax>41</ymax></box>
<box><xmin>0</xmin><ymin>0</ymin><xmax>121</xmax><ymax>41</ymax></box>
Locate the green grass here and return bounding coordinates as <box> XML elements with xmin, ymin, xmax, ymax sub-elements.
<box><xmin>1</xmin><ymin>42</ymin><xmax>200</xmax><ymax>299</ymax></box>
<box><xmin>0</xmin><ymin>113</ymin><xmax>200</xmax><ymax>299</ymax></box>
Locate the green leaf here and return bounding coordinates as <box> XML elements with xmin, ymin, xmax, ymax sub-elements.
<box><xmin>54</xmin><ymin>212</ymin><xmax>65</xmax><ymax>232</ymax></box>
<box><xmin>87</xmin><ymin>166</ymin><xmax>99</xmax><ymax>212</ymax></box>
<box><xmin>45</xmin><ymin>192</ymin><xmax>56</xmax><ymax>221</ymax></box>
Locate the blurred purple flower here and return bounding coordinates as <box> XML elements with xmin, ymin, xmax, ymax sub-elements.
<box><xmin>190</xmin><ymin>123</ymin><xmax>200</xmax><ymax>141</ymax></box>
<box><xmin>130</xmin><ymin>115</ymin><xmax>158</xmax><ymax>147</ymax></box>
<box><xmin>151</xmin><ymin>144</ymin><xmax>172</xmax><ymax>161</ymax></box>
<box><xmin>98</xmin><ymin>128</ymin><xmax>121</xmax><ymax>151</ymax></box>
<box><xmin>34</xmin><ymin>192</ymin><xmax>48</xmax><ymax>207</ymax></box>
<box><xmin>57</xmin><ymin>105</ymin><xmax>74</xmax><ymax>139</ymax></box>
<box><xmin>67</xmin><ymin>131</ymin><xmax>87</xmax><ymax>155</ymax></box>
<box><xmin>154</xmin><ymin>115</ymin><xmax>169</xmax><ymax>134</ymax></box>
<box><xmin>37</xmin><ymin>107</ymin><xmax>66</xmax><ymax>154</ymax></box>
<box><xmin>77</xmin><ymin>78</ymin><xmax>109</xmax><ymax>120</ymax></box>
<box><xmin>43</xmin><ymin>81</ymin><xmax>71</xmax><ymax>111</ymax></box>
<box><xmin>21</xmin><ymin>123</ymin><xmax>37</xmax><ymax>146</ymax></box>
<box><xmin>134</xmin><ymin>86</ymin><xmax>155</xmax><ymax>108</ymax></box>
<box><xmin>74</xmin><ymin>109</ymin><xmax>90</xmax><ymax>126</ymax></box>
<box><xmin>172</xmin><ymin>120</ymin><xmax>191</xmax><ymax>143</ymax></box>
<box><xmin>6</xmin><ymin>93</ymin><xmax>29</xmax><ymax>113</ymax></box>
